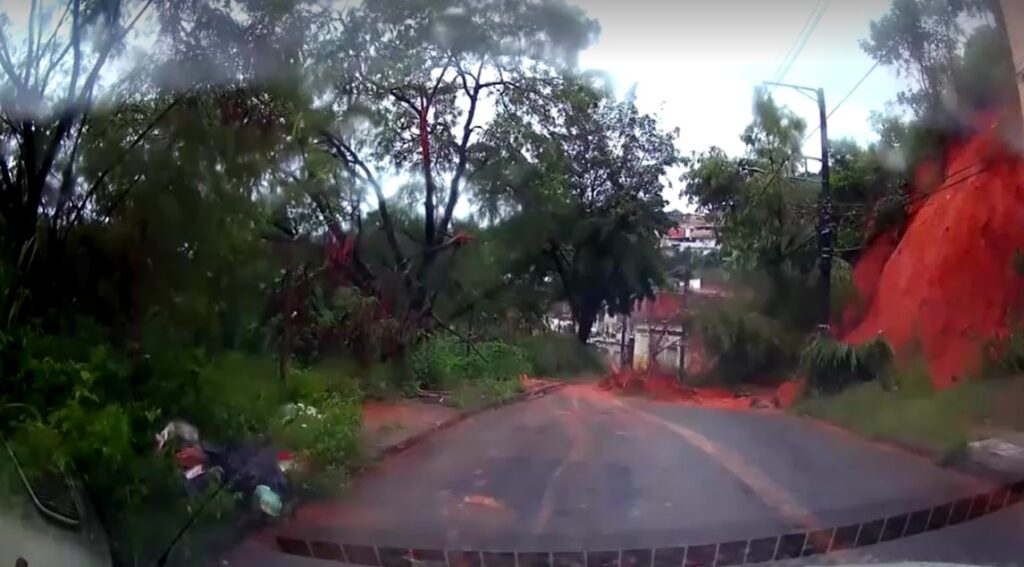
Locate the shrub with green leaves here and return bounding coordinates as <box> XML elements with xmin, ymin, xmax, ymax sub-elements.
<box><xmin>272</xmin><ymin>392</ymin><xmax>361</xmax><ymax>472</ymax></box>
<box><xmin>410</xmin><ymin>336</ymin><xmax>532</xmax><ymax>390</ymax></box>
<box><xmin>515</xmin><ymin>333</ymin><xmax>606</xmax><ymax>377</ymax></box>
<box><xmin>694</xmin><ymin>306</ymin><xmax>795</xmax><ymax>385</ymax></box>
<box><xmin>800</xmin><ymin>335</ymin><xmax>894</xmax><ymax>395</ymax></box>
<box><xmin>408</xmin><ymin>336</ymin><xmax>531</xmax><ymax>407</ymax></box>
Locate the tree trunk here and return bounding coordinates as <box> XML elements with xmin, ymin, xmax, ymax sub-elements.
<box><xmin>575</xmin><ymin>307</ymin><xmax>596</xmax><ymax>344</ymax></box>
<box><xmin>279</xmin><ymin>265</ymin><xmax>295</xmax><ymax>386</ymax></box>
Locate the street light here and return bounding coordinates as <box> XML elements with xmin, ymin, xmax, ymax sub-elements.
<box><xmin>741</xmin><ymin>165</ymin><xmax>817</xmax><ymax>182</ymax></box>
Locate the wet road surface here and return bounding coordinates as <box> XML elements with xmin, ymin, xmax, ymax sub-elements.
<box><xmin>225</xmin><ymin>384</ymin><xmax>1024</xmax><ymax>565</ymax></box>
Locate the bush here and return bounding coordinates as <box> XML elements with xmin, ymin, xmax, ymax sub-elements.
<box><xmin>271</xmin><ymin>392</ymin><xmax>362</xmax><ymax>472</ymax></box>
<box><xmin>410</xmin><ymin>336</ymin><xmax>532</xmax><ymax>390</ymax></box>
<box><xmin>0</xmin><ymin>338</ymin><xmax>367</xmax><ymax>566</ymax></box>
<box><xmin>516</xmin><ymin>333</ymin><xmax>606</xmax><ymax>377</ymax></box>
<box><xmin>694</xmin><ymin>306</ymin><xmax>795</xmax><ymax>385</ymax></box>
<box><xmin>409</xmin><ymin>336</ymin><xmax>530</xmax><ymax>407</ymax></box>
<box><xmin>800</xmin><ymin>335</ymin><xmax>894</xmax><ymax>395</ymax></box>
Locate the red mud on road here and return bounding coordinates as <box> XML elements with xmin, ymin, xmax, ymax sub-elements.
<box><xmin>842</xmin><ymin>116</ymin><xmax>1024</xmax><ymax>388</ymax></box>
<box><xmin>598</xmin><ymin>369</ymin><xmax>801</xmax><ymax>410</ymax></box>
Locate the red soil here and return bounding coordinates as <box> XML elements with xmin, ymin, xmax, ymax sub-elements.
<box><xmin>842</xmin><ymin>118</ymin><xmax>1024</xmax><ymax>388</ymax></box>
<box><xmin>599</xmin><ymin>369</ymin><xmax>699</xmax><ymax>401</ymax></box>
<box><xmin>599</xmin><ymin>369</ymin><xmax>802</xmax><ymax>410</ymax></box>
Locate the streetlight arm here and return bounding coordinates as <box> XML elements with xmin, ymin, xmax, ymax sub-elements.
<box><xmin>763</xmin><ymin>81</ymin><xmax>820</xmax><ymax>103</ymax></box>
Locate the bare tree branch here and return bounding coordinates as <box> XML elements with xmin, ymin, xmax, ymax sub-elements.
<box><xmin>65</xmin><ymin>93</ymin><xmax>185</xmax><ymax>229</ymax></box>
<box><xmin>438</xmin><ymin>60</ymin><xmax>486</xmax><ymax>242</ymax></box>
<box><xmin>320</xmin><ymin>129</ymin><xmax>406</xmax><ymax>269</ymax></box>
<box><xmin>67</xmin><ymin>0</ymin><xmax>81</xmax><ymax>101</ymax></box>
<box><xmin>431</xmin><ymin>312</ymin><xmax>488</xmax><ymax>362</ymax></box>
<box><xmin>97</xmin><ymin>171</ymin><xmax>143</xmax><ymax>219</ymax></box>
<box><xmin>36</xmin><ymin>0</ymin><xmax>73</xmax><ymax>70</ymax></box>
<box><xmin>25</xmin><ymin>0</ymin><xmax>38</xmax><ymax>87</ymax></box>
<box><xmin>388</xmin><ymin>88</ymin><xmax>420</xmax><ymax>115</ymax></box>
<box><xmin>427</xmin><ymin>60</ymin><xmax>451</xmax><ymax>104</ymax></box>
<box><xmin>0</xmin><ymin>23</ymin><xmax>25</xmax><ymax>90</ymax></box>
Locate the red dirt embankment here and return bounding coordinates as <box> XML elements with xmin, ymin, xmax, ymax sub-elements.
<box><xmin>842</xmin><ymin>118</ymin><xmax>1024</xmax><ymax>388</ymax></box>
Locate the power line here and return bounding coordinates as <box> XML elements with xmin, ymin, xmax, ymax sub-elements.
<box><xmin>778</xmin><ymin>1</ymin><xmax>830</xmax><ymax>83</ymax></box>
<box><xmin>771</xmin><ymin>0</ymin><xmax>829</xmax><ymax>85</ymax></box>
<box><xmin>770</xmin><ymin>0</ymin><xmax>824</xmax><ymax>82</ymax></box>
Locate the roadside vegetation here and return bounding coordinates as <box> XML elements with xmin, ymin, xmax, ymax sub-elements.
<box><xmin>677</xmin><ymin>0</ymin><xmax>1024</xmax><ymax>463</ymax></box>
<box><xmin>0</xmin><ymin>0</ymin><xmax>1018</xmax><ymax>562</ymax></box>
<box><xmin>0</xmin><ymin>0</ymin><xmax>629</xmax><ymax>563</ymax></box>
<box><xmin>797</xmin><ymin>360</ymin><xmax>1024</xmax><ymax>458</ymax></box>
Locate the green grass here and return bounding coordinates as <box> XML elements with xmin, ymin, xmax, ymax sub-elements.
<box><xmin>448</xmin><ymin>376</ymin><xmax>524</xmax><ymax>409</ymax></box>
<box><xmin>795</xmin><ymin>362</ymin><xmax>1024</xmax><ymax>458</ymax></box>
<box><xmin>800</xmin><ymin>335</ymin><xmax>894</xmax><ymax>394</ymax></box>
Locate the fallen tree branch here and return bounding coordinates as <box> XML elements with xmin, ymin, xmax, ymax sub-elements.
<box><xmin>431</xmin><ymin>313</ymin><xmax>488</xmax><ymax>363</ymax></box>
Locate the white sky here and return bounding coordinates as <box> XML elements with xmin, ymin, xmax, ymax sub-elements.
<box><xmin>573</xmin><ymin>0</ymin><xmax>910</xmax><ymax>209</ymax></box>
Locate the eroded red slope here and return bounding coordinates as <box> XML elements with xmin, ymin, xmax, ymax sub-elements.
<box><xmin>843</xmin><ymin>121</ymin><xmax>1024</xmax><ymax>388</ymax></box>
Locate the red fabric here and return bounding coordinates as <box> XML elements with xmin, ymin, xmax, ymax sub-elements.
<box><xmin>174</xmin><ymin>446</ymin><xmax>208</xmax><ymax>469</ymax></box>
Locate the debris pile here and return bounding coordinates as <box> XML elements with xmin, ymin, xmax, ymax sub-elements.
<box><xmin>599</xmin><ymin>369</ymin><xmax>699</xmax><ymax>401</ymax></box>
<box><xmin>598</xmin><ymin>369</ymin><xmax>800</xmax><ymax>410</ymax></box>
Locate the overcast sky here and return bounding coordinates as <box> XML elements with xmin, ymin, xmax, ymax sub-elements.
<box><xmin>572</xmin><ymin>0</ymin><xmax>910</xmax><ymax>209</ymax></box>
<box><xmin>1</xmin><ymin>0</ymin><xmax>912</xmax><ymax>212</ymax></box>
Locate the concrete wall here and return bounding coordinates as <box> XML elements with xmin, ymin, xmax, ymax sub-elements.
<box><xmin>633</xmin><ymin>330</ymin><xmax>650</xmax><ymax>371</ymax></box>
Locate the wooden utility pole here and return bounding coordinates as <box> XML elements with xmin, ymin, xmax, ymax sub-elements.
<box><xmin>763</xmin><ymin>81</ymin><xmax>834</xmax><ymax>330</ymax></box>
<box><xmin>816</xmin><ymin>87</ymin><xmax>833</xmax><ymax>331</ymax></box>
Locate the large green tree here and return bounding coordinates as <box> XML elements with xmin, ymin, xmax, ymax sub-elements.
<box><xmin>862</xmin><ymin>0</ymin><xmax>1016</xmax><ymax>118</ymax></box>
<box><xmin>683</xmin><ymin>92</ymin><xmax>821</xmax><ymax>327</ymax></box>
<box><xmin>293</xmin><ymin>0</ymin><xmax>598</xmax><ymax>337</ymax></box>
<box><xmin>475</xmin><ymin>80</ymin><xmax>679</xmax><ymax>342</ymax></box>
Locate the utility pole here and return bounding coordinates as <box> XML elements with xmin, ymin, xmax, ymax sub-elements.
<box><xmin>763</xmin><ymin>81</ymin><xmax>834</xmax><ymax>331</ymax></box>
<box><xmin>816</xmin><ymin>87</ymin><xmax>833</xmax><ymax>333</ymax></box>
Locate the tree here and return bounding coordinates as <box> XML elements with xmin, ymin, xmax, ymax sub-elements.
<box><xmin>475</xmin><ymin>79</ymin><xmax>679</xmax><ymax>343</ymax></box>
<box><xmin>861</xmin><ymin>0</ymin><xmax>1014</xmax><ymax>118</ymax></box>
<box><xmin>683</xmin><ymin>92</ymin><xmax>821</xmax><ymax>327</ymax></box>
<box><xmin>0</xmin><ymin>0</ymin><xmax>159</xmax><ymax>273</ymax></box>
<box><xmin>297</xmin><ymin>0</ymin><xmax>598</xmax><ymax>340</ymax></box>
<box><xmin>829</xmin><ymin>137</ymin><xmax>908</xmax><ymax>252</ymax></box>
<box><xmin>0</xmin><ymin>0</ymin><xmax>319</xmax><ymax>333</ymax></box>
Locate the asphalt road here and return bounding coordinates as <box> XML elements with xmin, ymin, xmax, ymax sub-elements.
<box><xmin>225</xmin><ymin>384</ymin><xmax>1024</xmax><ymax>566</ymax></box>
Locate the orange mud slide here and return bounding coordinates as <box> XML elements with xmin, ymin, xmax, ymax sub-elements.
<box><xmin>599</xmin><ymin>369</ymin><xmax>801</xmax><ymax>410</ymax></box>
<box><xmin>843</xmin><ymin>118</ymin><xmax>1024</xmax><ymax>388</ymax></box>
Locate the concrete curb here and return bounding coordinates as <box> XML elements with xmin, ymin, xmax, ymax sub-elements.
<box><xmin>369</xmin><ymin>382</ymin><xmax>567</xmax><ymax>462</ymax></box>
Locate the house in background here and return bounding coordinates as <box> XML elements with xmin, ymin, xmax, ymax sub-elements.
<box><xmin>661</xmin><ymin>212</ymin><xmax>717</xmax><ymax>252</ymax></box>
<box><xmin>580</xmin><ymin>282</ymin><xmax>726</xmax><ymax>376</ymax></box>
<box><xmin>546</xmin><ymin>209</ymin><xmax>725</xmax><ymax>375</ymax></box>
<box><xmin>631</xmin><ymin>293</ymin><xmax>687</xmax><ymax>372</ymax></box>
<box><xmin>544</xmin><ymin>302</ymin><xmax>575</xmax><ymax>335</ymax></box>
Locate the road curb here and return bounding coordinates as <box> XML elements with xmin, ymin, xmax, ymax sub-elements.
<box><xmin>369</xmin><ymin>382</ymin><xmax>567</xmax><ymax>462</ymax></box>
